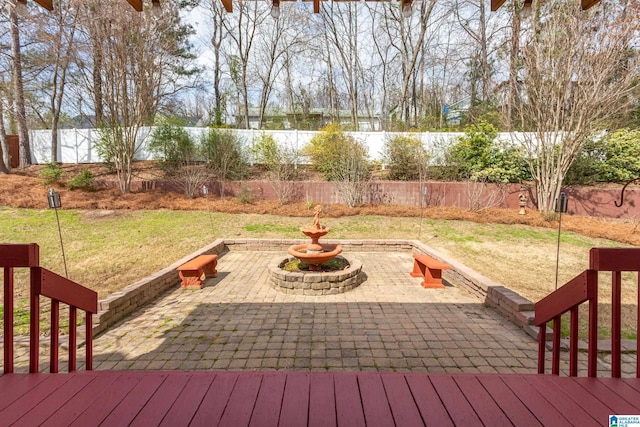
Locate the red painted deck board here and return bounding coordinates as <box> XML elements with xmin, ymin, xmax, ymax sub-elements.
<box><xmin>428</xmin><ymin>374</ymin><xmax>482</xmax><ymax>427</ymax></box>
<box><xmin>308</xmin><ymin>373</ymin><xmax>336</xmax><ymax>427</ymax></box>
<box><xmin>498</xmin><ymin>375</ymin><xmax>571</xmax><ymax>426</ymax></box>
<box><xmin>44</xmin><ymin>372</ymin><xmax>122</xmax><ymax>427</ymax></box>
<box><xmin>12</xmin><ymin>373</ymin><xmax>99</xmax><ymax>426</ymax></box>
<box><xmin>547</xmin><ymin>375</ymin><xmax>616</xmax><ymax>423</ymax></box>
<box><xmin>524</xmin><ymin>375</ymin><xmax>601</xmax><ymax>427</ymax></box>
<box><xmin>277</xmin><ymin>372</ymin><xmax>310</xmax><ymax>427</ymax></box>
<box><xmin>160</xmin><ymin>374</ymin><xmax>215</xmax><ymax>426</ymax></box>
<box><xmin>358</xmin><ymin>374</ymin><xmax>395</xmax><ymax>427</ymax></box>
<box><xmin>453</xmin><ymin>375</ymin><xmax>511</xmax><ymax>426</ymax></box>
<box><xmin>405</xmin><ymin>374</ymin><xmax>454</xmax><ymax>427</ymax></box>
<box><xmin>1</xmin><ymin>371</ymin><xmax>638</xmax><ymax>426</ymax></box>
<box><xmin>70</xmin><ymin>373</ymin><xmax>141</xmax><ymax>426</ymax></box>
<box><xmin>574</xmin><ymin>377</ymin><xmax>640</xmax><ymax>414</ymax></box>
<box><xmin>101</xmin><ymin>372</ymin><xmax>168</xmax><ymax>426</ymax></box>
<box><xmin>0</xmin><ymin>374</ymin><xmax>48</xmax><ymax>410</ymax></box>
<box><xmin>597</xmin><ymin>377</ymin><xmax>640</xmax><ymax>410</ymax></box>
<box><xmin>249</xmin><ymin>372</ymin><xmax>287</xmax><ymax>427</ymax></box>
<box><xmin>218</xmin><ymin>372</ymin><xmax>263</xmax><ymax>427</ymax></box>
<box><xmin>381</xmin><ymin>373</ymin><xmax>426</xmax><ymax>426</ymax></box>
<box><xmin>129</xmin><ymin>372</ymin><xmax>192</xmax><ymax>426</ymax></box>
<box><xmin>0</xmin><ymin>374</ymin><xmax>72</xmax><ymax>425</ymax></box>
<box><xmin>190</xmin><ymin>373</ymin><xmax>238</xmax><ymax>426</ymax></box>
<box><xmin>478</xmin><ymin>375</ymin><xmax>543</xmax><ymax>427</ymax></box>
<box><xmin>334</xmin><ymin>373</ymin><xmax>366</xmax><ymax>427</ymax></box>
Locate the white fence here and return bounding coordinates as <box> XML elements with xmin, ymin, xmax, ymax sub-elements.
<box><xmin>29</xmin><ymin>128</ymin><xmax>531</xmax><ymax>165</ymax></box>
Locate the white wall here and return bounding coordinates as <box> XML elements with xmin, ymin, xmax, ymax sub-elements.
<box><xmin>29</xmin><ymin>128</ymin><xmax>528</xmax><ymax>165</ymax></box>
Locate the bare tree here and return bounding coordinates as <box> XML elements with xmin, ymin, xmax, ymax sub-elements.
<box><xmin>378</xmin><ymin>0</ymin><xmax>439</xmax><ymax>130</ymax></box>
<box><xmin>252</xmin><ymin>7</ymin><xmax>303</xmax><ymax>129</ymax></box>
<box><xmin>8</xmin><ymin>1</ymin><xmax>31</xmax><ymax>167</ymax></box>
<box><xmin>506</xmin><ymin>0</ymin><xmax>523</xmax><ymax>129</ymax></box>
<box><xmin>321</xmin><ymin>2</ymin><xmax>363</xmax><ymax>130</ymax></box>
<box><xmin>515</xmin><ymin>0</ymin><xmax>640</xmax><ymax>213</ymax></box>
<box><xmin>206</xmin><ymin>0</ymin><xmax>227</xmax><ymax>126</ymax></box>
<box><xmin>33</xmin><ymin>0</ymin><xmax>79</xmax><ymax>162</ymax></box>
<box><xmin>454</xmin><ymin>0</ymin><xmax>505</xmax><ymax>120</ymax></box>
<box><xmin>0</xmin><ymin>76</ymin><xmax>9</xmax><ymax>173</ymax></box>
<box><xmin>221</xmin><ymin>1</ymin><xmax>267</xmax><ymax>129</ymax></box>
<box><xmin>87</xmin><ymin>0</ymin><xmax>198</xmax><ymax>193</ymax></box>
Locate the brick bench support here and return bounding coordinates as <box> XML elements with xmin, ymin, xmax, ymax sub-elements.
<box><xmin>177</xmin><ymin>255</ymin><xmax>218</xmax><ymax>289</ymax></box>
<box><xmin>410</xmin><ymin>254</ymin><xmax>451</xmax><ymax>289</ymax></box>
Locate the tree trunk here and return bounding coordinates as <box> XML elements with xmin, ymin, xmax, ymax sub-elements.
<box><xmin>0</xmin><ymin>95</ymin><xmax>9</xmax><ymax>173</ymax></box>
<box><xmin>507</xmin><ymin>0</ymin><xmax>521</xmax><ymax>129</ymax></box>
<box><xmin>10</xmin><ymin>6</ymin><xmax>32</xmax><ymax>167</ymax></box>
<box><xmin>89</xmin><ymin>9</ymin><xmax>104</xmax><ymax>125</ymax></box>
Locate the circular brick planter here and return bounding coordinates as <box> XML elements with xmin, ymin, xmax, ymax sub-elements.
<box><xmin>268</xmin><ymin>255</ymin><xmax>364</xmax><ymax>295</ymax></box>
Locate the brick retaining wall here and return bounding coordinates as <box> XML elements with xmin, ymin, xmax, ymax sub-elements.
<box><xmin>115</xmin><ymin>179</ymin><xmax>640</xmax><ymax>220</ymax></box>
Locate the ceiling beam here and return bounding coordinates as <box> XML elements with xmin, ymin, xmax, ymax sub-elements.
<box><xmin>33</xmin><ymin>0</ymin><xmax>53</xmax><ymax>10</ymax></box>
<box><xmin>221</xmin><ymin>0</ymin><xmax>232</xmax><ymax>12</ymax></box>
<box><xmin>21</xmin><ymin>0</ymin><xmax>604</xmax><ymax>14</ymax></box>
<box><xmin>582</xmin><ymin>0</ymin><xmax>600</xmax><ymax>9</ymax></box>
<box><xmin>126</xmin><ymin>0</ymin><xmax>143</xmax><ymax>11</ymax></box>
<box><xmin>490</xmin><ymin>0</ymin><xmax>507</xmax><ymax>12</ymax></box>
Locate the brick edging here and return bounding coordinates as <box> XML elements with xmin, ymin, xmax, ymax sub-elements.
<box><xmin>93</xmin><ymin>238</ymin><xmax>538</xmax><ymax>339</ymax></box>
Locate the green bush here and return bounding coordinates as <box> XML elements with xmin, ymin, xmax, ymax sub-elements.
<box><xmin>564</xmin><ymin>138</ymin><xmax>605</xmax><ymax>185</ymax></box>
<box><xmin>66</xmin><ymin>169</ymin><xmax>95</xmax><ymax>191</ymax></box>
<box><xmin>305</xmin><ymin>123</ymin><xmax>369</xmax><ymax>181</ymax></box>
<box><xmin>148</xmin><ymin>123</ymin><xmax>198</xmax><ymax>172</ymax></box>
<box><xmin>565</xmin><ymin>129</ymin><xmax>640</xmax><ymax>184</ymax></box>
<box><xmin>445</xmin><ymin>121</ymin><xmax>529</xmax><ymax>183</ymax></box>
<box><xmin>39</xmin><ymin>162</ymin><xmax>63</xmax><ymax>185</ymax></box>
<box><xmin>252</xmin><ymin>133</ymin><xmax>299</xmax><ymax>205</ymax></box>
<box><xmin>148</xmin><ymin>123</ymin><xmax>212</xmax><ymax>199</ymax></box>
<box><xmin>597</xmin><ymin>129</ymin><xmax>640</xmax><ymax>182</ymax></box>
<box><xmin>200</xmin><ymin>128</ymin><xmax>248</xmax><ymax>197</ymax></box>
<box><xmin>382</xmin><ymin>135</ymin><xmax>428</xmax><ymax>181</ymax></box>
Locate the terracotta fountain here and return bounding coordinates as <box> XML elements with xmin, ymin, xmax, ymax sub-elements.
<box><xmin>287</xmin><ymin>205</ymin><xmax>342</xmax><ymax>271</ymax></box>
<box><xmin>269</xmin><ymin>205</ymin><xmax>363</xmax><ymax>295</ymax></box>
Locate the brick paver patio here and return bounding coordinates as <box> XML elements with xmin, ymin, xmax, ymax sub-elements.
<box><xmin>89</xmin><ymin>251</ymin><xmax>542</xmax><ymax>373</ymax></box>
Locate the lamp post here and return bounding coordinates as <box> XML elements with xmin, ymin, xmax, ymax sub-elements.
<box><xmin>554</xmin><ymin>192</ymin><xmax>568</xmax><ymax>290</ymax></box>
<box><xmin>48</xmin><ymin>188</ymin><xmax>68</xmax><ymax>278</ymax></box>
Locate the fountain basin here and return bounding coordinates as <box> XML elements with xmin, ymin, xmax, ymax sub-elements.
<box><xmin>269</xmin><ymin>255</ymin><xmax>364</xmax><ymax>295</ymax></box>
<box><xmin>287</xmin><ymin>243</ymin><xmax>343</xmax><ymax>269</ymax></box>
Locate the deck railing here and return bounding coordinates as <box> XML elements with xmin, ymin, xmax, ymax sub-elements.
<box><xmin>1</xmin><ymin>243</ymin><xmax>98</xmax><ymax>374</ymax></box>
<box><xmin>535</xmin><ymin>247</ymin><xmax>640</xmax><ymax>378</ymax></box>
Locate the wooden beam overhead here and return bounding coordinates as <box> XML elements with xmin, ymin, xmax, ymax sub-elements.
<box><xmin>491</xmin><ymin>0</ymin><xmax>507</xmax><ymax>12</ymax></box>
<box><xmin>221</xmin><ymin>0</ymin><xmax>232</xmax><ymax>12</ymax></box>
<box><xmin>125</xmin><ymin>0</ymin><xmax>143</xmax><ymax>11</ymax></box>
<box><xmin>33</xmin><ymin>0</ymin><xmax>53</xmax><ymax>10</ymax></box>
<box><xmin>582</xmin><ymin>0</ymin><xmax>600</xmax><ymax>9</ymax></box>
<box><xmin>22</xmin><ymin>0</ymin><xmax>604</xmax><ymax>14</ymax></box>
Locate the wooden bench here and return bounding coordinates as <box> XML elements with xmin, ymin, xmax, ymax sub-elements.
<box><xmin>410</xmin><ymin>254</ymin><xmax>451</xmax><ymax>289</ymax></box>
<box><xmin>177</xmin><ymin>255</ymin><xmax>218</xmax><ymax>289</ymax></box>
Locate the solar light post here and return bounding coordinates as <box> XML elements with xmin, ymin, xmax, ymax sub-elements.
<box><xmin>48</xmin><ymin>188</ymin><xmax>68</xmax><ymax>278</ymax></box>
<box><xmin>554</xmin><ymin>192</ymin><xmax>568</xmax><ymax>290</ymax></box>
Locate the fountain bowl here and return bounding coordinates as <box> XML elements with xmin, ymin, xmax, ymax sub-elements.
<box><xmin>287</xmin><ymin>243</ymin><xmax>343</xmax><ymax>269</ymax></box>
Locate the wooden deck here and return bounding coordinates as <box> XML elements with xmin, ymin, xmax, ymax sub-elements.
<box><xmin>1</xmin><ymin>371</ymin><xmax>639</xmax><ymax>426</ymax></box>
